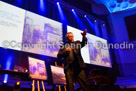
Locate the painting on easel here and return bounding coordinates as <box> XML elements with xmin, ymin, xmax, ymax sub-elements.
<box><xmin>51</xmin><ymin>65</ymin><xmax>66</xmax><ymax>85</ymax></box>
<box><xmin>28</xmin><ymin>57</ymin><xmax>47</xmax><ymax>80</ymax></box>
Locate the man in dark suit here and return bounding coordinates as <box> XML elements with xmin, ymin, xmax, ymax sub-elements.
<box><xmin>57</xmin><ymin>29</ymin><xmax>89</xmax><ymax>91</ymax></box>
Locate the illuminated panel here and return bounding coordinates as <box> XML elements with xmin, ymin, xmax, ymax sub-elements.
<box><xmin>22</xmin><ymin>11</ymin><xmax>63</xmax><ymax>57</ymax></box>
<box><xmin>0</xmin><ymin>1</ymin><xmax>25</xmax><ymax>50</ymax></box>
<box><xmin>67</xmin><ymin>26</ymin><xmax>112</xmax><ymax>68</ymax></box>
<box><xmin>28</xmin><ymin>57</ymin><xmax>47</xmax><ymax>80</ymax></box>
<box><xmin>51</xmin><ymin>65</ymin><xmax>66</xmax><ymax>85</ymax></box>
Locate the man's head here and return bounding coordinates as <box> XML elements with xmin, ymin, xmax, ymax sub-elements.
<box><xmin>66</xmin><ymin>32</ymin><xmax>74</xmax><ymax>43</ymax></box>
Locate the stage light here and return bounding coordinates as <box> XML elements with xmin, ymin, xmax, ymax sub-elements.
<box><xmin>94</xmin><ymin>20</ymin><xmax>100</xmax><ymax>36</ymax></box>
<box><xmin>57</xmin><ymin>2</ymin><xmax>59</xmax><ymax>5</ymax></box>
<box><xmin>102</xmin><ymin>23</ymin><xmax>105</xmax><ymax>26</ymax></box>
<box><xmin>3</xmin><ymin>74</ymin><xmax>8</xmax><ymax>84</ymax></box>
<box><xmin>6</xmin><ymin>56</ymin><xmax>13</xmax><ymax>70</ymax></box>
<box><xmin>40</xmin><ymin>0</ymin><xmax>44</xmax><ymax>9</ymax></box>
<box><xmin>14</xmin><ymin>81</ymin><xmax>21</xmax><ymax>90</ymax></box>
<box><xmin>72</xmin><ymin>8</ymin><xmax>86</xmax><ymax>30</ymax></box>
<box><xmin>72</xmin><ymin>9</ymin><xmax>74</xmax><ymax>12</ymax></box>
<box><xmin>56</xmin><ymin>1</ymin><xmax>67</xmax><ymax>23</ymax></box>
<box><xmin>3</xmin><ymin>55</ymin><xmax>13</xmax><ymax>84</ymax></box>
<box><xmin>85</xmin><ymin>16</ymin><xmax>95</xmax><ymax>33</ymax></box>
<box><xmin>84</xmin><ymin>15</ymin><xmax>87</xmax><ymax>17</ymax></box>
<box><xmin>39</xmin><ymin>0</ymin><xmax>46</xmax><ymax>14</ymax></box>
<box><xmin>16</xmin><ymin>81</ymin><xmax>20</xmax><ymax>85</ymax></box>
<box><xmin>15</xmin><ymin>0</ymin><xmax>22</xmax><ymax>7</ymax></box>
<box><xmin>3</xmin><ymin>80</ymin><xmax>7</xmax><ymax>84</ymax></box>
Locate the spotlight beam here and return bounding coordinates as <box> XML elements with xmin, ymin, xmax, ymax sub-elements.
<box><xmin>72</xmin><ymin>10</ymin><xmax>86</xmax><ymax>30</ymax></box>
<box><xmin>39</xmin><ymin>0</ymin><xmax>46</xmax><ymax>14</ymax></box>
<box><xmin>57</xmin><ymin>1</ymin><xmax>67</xmax><ymax>23</ymax></box>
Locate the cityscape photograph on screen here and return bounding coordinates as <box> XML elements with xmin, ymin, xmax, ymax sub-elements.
<box><xmin>22</xmin><ymin>11</ymin><xmax>63</xmax><ymax>57</ymax></box>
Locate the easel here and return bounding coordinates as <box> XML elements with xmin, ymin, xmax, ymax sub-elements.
<box><xmin>32</xmin><ymin>80</ymin><xmax>45</xmax><ymax>91</ymax></box>
<box><xmin>54</xmin><ymin>61</ymin><xmax>67</xmax><ymax>91</ymax></box>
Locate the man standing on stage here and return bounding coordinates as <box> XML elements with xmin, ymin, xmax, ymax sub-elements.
<box><xmin>57</xmin><ymin>29</ymin><xmax>89</xmax><ymax>91</ymax></box>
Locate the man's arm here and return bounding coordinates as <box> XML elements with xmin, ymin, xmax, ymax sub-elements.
<box><xmin>81</xmin><ymin>29</ymin><xmax>87</xmax><ymax>48</ymax></box>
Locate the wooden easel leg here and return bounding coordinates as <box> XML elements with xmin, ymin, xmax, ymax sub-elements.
<box><xmin>64</xmin><ymin>85</ymin><xmax>67</xmax><ymax>91</ymax></box>
<box><xmin>58</xmin><ymin>85</ymin><xmax>61</xmax><ymax>91</ymax></box>
<box><xmin>41</xmin><ymin>80</ymin><xmax>45</xmax><ymax>91</ymax></box>
<box><xmin>32</xmin><ymin>80</ymin><xmax>35</xmax><ymax>91</ymax></box>
<box><xmin>37</xmin><ymin>80</ymin><xmax>40</xmax><ymax>91</ymax></box>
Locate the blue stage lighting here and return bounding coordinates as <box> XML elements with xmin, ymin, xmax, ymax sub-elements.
<box><xmin>72</xmin><ymin>9</ymin><xmax>86</xmax><ymax>30</ymax></box>
<box><xmin>57</xmin><ymin>2</ymin><xmax>59</xmax><ymax>5</ymax></box>
<box><xmin>94</xmin><ymin>20</ymin><xmax>100</xmax><ymax>36</ymax></box>
<box><xmin>84</xmin><ymin>15</ymin><xmax>87</xmax><ymax>17</ymax></box>
<box><xmin>15</xmin><ymin>0</ymin><xmax>22</xmax><ymax>6</ymax></box>
<box><xmin>56</xmin><ymin>1</ymin><xmax>67</xmax><ymax>24</ymax></box>
<box><xmin>102</xmin><ymin>23</ymin><xmax>105</xmax><ymax>26</ymax></box>
<box><xmin>6</xmin><ymin>56</ymin><xmax>13</xmax><ymax>70</ymax></box>
<box><xmin>39</xmin><ymin>0</ymin><xmax>46</xmax><ymax>14</ymax></box>
<box><xmin>72</xmin><ymin>9</ymin><xmax>74</xmax><ymax>12</ymax></box>
<box><xmin>3</xmin><ymin>74</ymin><xmax>8</xmax><ymax>84</ymax></box>
<box><xmin>3</xmin><ymin>81</ymin><xmax>7</xmax><ymax>83</ymax></box>
<box><xmin>85</xmin><ymin>17</ymin><xmax>95</xmax><ymax>32</ymax></box>
<box><xmin>3</xmin><ymin>55</ymin><xmax>13</xmax><ymax>84</ymax></box>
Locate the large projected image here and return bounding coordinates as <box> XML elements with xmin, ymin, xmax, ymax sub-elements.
<box><xmin>67</xmin><ymin>26</ymin><xmax>111</xmax><ymax>67</ymax></box>
<box><xmin>22</xmin><ymin>11</ymin><xmax>63</xmax><ymax>57</ymax></box>
<box><xmin>51</xmin><ymin>65</ymin><xmax>66</xmax><ymax>85</ymax></box>
<box><xmin>0</xmin><ymin>1</ymin><xmax>25</xmax><ymax>50</ymax></box>
<box><xmin>28</xmin><ymin>57</ymin><xmax>47</xmax><ymax>80</ymax></box>
<box><xmin>0</xmin><ymin>1</ymin><xmax>63</xmax><ymax>58</ymax></box>
<box><xmin>87</xmin><ymin>34</ymin><xmax>111</xmax><ymax>67</ymax></box>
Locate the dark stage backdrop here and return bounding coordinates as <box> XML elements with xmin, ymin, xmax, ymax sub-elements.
<box><xmin>125</xmin><ymin>14</ymin><xmax>136</xmax><ymax>41</ymax></box>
